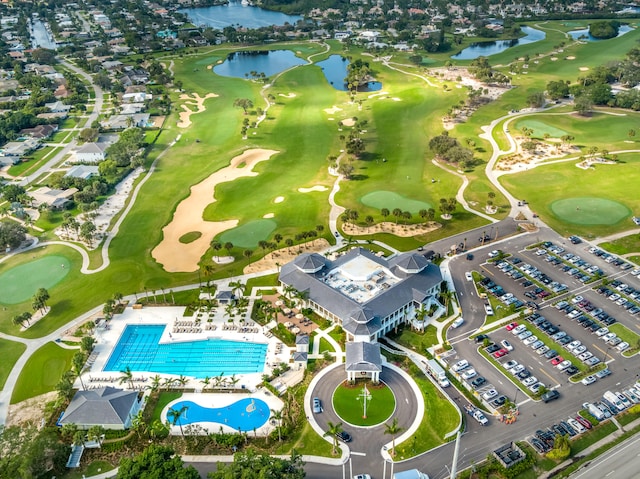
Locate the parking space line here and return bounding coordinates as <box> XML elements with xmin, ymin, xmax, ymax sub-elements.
<box><xmin>538</xmin><ymin>367</ymin><xmax>560</xmax><ymax>386</ymax></box>
<box><xmin>591</xmin><ymin>343</ymin><xmax>608</xmax><ymax>356</ymax></box>
<box><xmin>481</xmin><ymin>265</ymin><xmax>494</xmax><ymax>276</ymax></box>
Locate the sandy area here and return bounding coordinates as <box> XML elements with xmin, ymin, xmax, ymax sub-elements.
<box><xmin>6</xmin><ymin>391</ymin><xmax>57</xmax><ymax>426</ymax></box>
<box><xmin>324</xmin><ymin>106</ymin><xmax>342</xmax><ymax>114</ymax></box>
<box><xmin>579</xmin><ymin>67</ymin><xmax>589</xmax><ymax>71</ymax></box>
<box><xmin>152</xmin><ymin>149</ymin><xmax>279</xmax><ymax>272</ymax></box>
<box><xmin>341</xmin><ymin>118</ymin><xmax>356</xmax><ymax>127</ymax></box>
<box><xmin>566</xmin><ymin>56</ymin><xmax>576</xmax><ymax>60</ymax></box>
<box><xmin>243</xmin><ymin>238</ymin><xmax>330</xmax><ymax>274</ymax></box>
<box><xmin>298</xmin><ymin>185</ymin><xmax>328</xmax><ymax>193</ymax></box>
<box><xmin>550</xmin><ymin>57</ymin><xmax>558</xmax><ymax>61</ymax></box>
<box><xmin>392</xmin><ymin>97</ymin><xmax>402</xmax><ymax>101</ymax></box>
<box><xmin>279</xmin><ymin>92</ymin><xmax>296</xmax><ymax>98</ymax></box>
<box><xmin>342</xmin><ymin>221</ymin><xmax>441</xmax><ymax>237</ymax></box>
<box><xmin>263</xmin><ymin>213</ymin><xmax>275</xmax><ymax>218</ymax></box>
<box><xmin>18</xmin><ymin>307</ymin><xmax>50</xmax><ymax>331</ymax></box>
<box><xmin>177</xmin><ymin>92</ymin><xmax>218</xmax><ymax>128</ymax></box>
<box><xmin>212</xmin><ymin>255</ymin><xmax>234</xmax><ymax>264</ymax></box>
<box><xmin>274</xmin><ymin>196</ymin><xmax>285</xmax><ymax>203</ymax></box>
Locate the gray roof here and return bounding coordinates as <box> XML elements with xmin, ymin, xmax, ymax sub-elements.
<box><xmin>392</xmin><ymin>253</ymin><xmax>429</xmax><ymax>273</ymax></box>
<box><xmin>293</xmin><ymin>253</ymin><xmax>326</xmax><ymax>273</ymax></box>
<box><xmin>279</xmin><ymin>247</ymin><xmax>442</xmax><ymax>337</ymax></box>
<box><xmin>60</xmin><ymin>387</ymin><xmax>138</xmax><ymax>427</ymax></box>
<box><xmin>295</xmin><ymin>334</ymin><xmax>309</xmax><ymax>345</ymax></box>
<box><xmin>345</xmin><ymin>342</ymin><xmax>382</xmax><ymax>372</ymax></box>
<box><xmin>292</xmin><ymin>351</ymin><xmax>308</xmax><ymax>362</ymax></box>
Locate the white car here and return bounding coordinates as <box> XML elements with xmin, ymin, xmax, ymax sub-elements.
<box><xmin>536</xmin><ymin>345</ymin><xmax>550</xmax><ymax>355</ymax></box>
<box><xmin>567</xmin><ymin>418</ymin><xmax>586</xmax><ymax>434</ymax></box>
<box><xmin>578</xmin><ymin>351</ymin><xmax>593</xmax><ymax>361</ymax></box>
<box><xmin>574</xmin><ymin>345</ymin><xmax>587</xmax><ymax>355</ymax></box>
<box><xmin>462</xmin><ymin>368</ymin><xmax>477</xmax><ymax>380</ymax></box>
<box><xmin>504</xmin><ymin>360</ymin><xmax>518</xmax><ymax>370</ymax></box>
<box><xmin>567</xmin><ymin>340</ymin><xmax>582</xmax><ymax>352</ymax></box>
<box><xmin>473</xmin><ymin>409</ymin><xmax>489</xmax><ymax>425</ymax></box>
<box><xmin>451</xmin><ymin>317</ymin><xmax>464</xmax><ymax>329</ymax></box>
<box><xmin>595</xmin><ymin>327</ymin><xmax>609</xmax><ymax>337</ymax></box>
<box><xmin>465</xmin><ymin>272</ymin><xmax>473</xmax><ymax>281</ymax></box>
<box><xmin>523</xmin><ymin>335</ymin><xmax>538</xmax><ymax>346</ymax></box>
<box><xmin>482</xmin><ymin>388</ymin><xmax>498</xmax><ymax>400</ymax></box>
<box><xmin>522</xmin><ymin>376</ymin><xmax>538</xmax><ymax>387</ymax></box>
<box><xmin>616</xmin><ymin>342</ymin><xmax>629</xmax><ymax>352</ymax></box>
<box><xmin>452</xmin><ymin>360</ymin><xmax>469</xmax><ymax>372</ymax></box>
<box><xmin>501</xmin><ymin>340</ymin><xmax>514</xmax><ymax>351</ymax></box>
<box><xmin>529</xmin><ymin>382</ymin><xmax>544</xmax><ymax>393</ymax></box>
<box><xmin>581</xmin><ymin>375</ymin><xmax>597</xmax><ymax>386</ymax></box>
<box><xmin>556</xmin><ymin>360</ymin><xmax>572</xmax><ymax>370</ymax></box>
<box><xmin>602</xmin><ymin>333</ymin><xmax>616</xmax><ymax>342</ymax></box>
<box><xmin>518</xmin><ymin>330</ymin><xmax>533</xmax><ymax>341</ymax></box>
<box><xmin>512</xmin><ymin>325</ymin><xmax>527</xmax><ymax>335</ymax></box>
<box><xmin>512</xmin><ymin>364</ymin><xmax>525</xmax><ymax>374</ymax></box>
<box><xmin>571</xmin><ymin>295</ymin><xmax>584</xmax><ymax>304</ymax></box>
<box><xmin>568</xmin><ymin>310</ymin><xmax>581</xmax><ymax>319</ymax></box>
<box><xmin>488</xmin><ymin>250</ymin><xmax>499</xmax><ymax>258</ymax></box>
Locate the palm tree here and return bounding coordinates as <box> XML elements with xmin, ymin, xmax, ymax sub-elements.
<box><xmin>392</xmin><ymin>208</ymin><xmax>402</xmax><ymax>224</ymax></box>
<box><xmin>229</xmin><ymin>280</ymin><xmax>245</xmax><ymax>298</ymax></box>
<box><xmin>271</xmin><ymin>408</ymin><xmax>283</xmax><ymax>441</ymax></box>
<box><xmin>384</xmin><ymin>417</ymin><xmax>403</xmax><ymax>456</ymax></box>
<box><xmin>176</xmin><ymin>375</ymin><xmax>189</xmax><ymax>388</ymax></box>
<box><xmin>381</xmin><ymin>208</ymin><xmax>390</xmax><ymax>220</ymax></box>
<box><xmin>119</xmin><ymin>366</ymin><xmax>135</xmax><ymax>390</ymax></box>
<box><xmin>149</xmin><ymin>374</ymin><xmax>162</xmax><ymax>392</ymax></box>
<box><xmin>167</xmin><ymin>405</ymin><xmax>189</xmax><ymax>437</ymax></box>
<box><xmin>72</xmin><ymin>352</ymin><xmax>87</xmax><ymax>391</ymax></box>
<box><xmin>200</xmin><ymin>376</ymin><xmax>211</xmax><ymax>391</ymax></box>
<box><xmin>324</xmin><ymin>421</ymin><xmax>343</xmax><ymax>454</ymax></box>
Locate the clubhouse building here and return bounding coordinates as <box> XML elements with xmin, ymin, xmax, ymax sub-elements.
<box><xmin>279</xmin><ymin>247</ymin><xmax>443</xmax><ymax>343</ymax></box>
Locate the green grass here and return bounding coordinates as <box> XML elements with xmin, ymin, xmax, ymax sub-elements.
<box><xmin>387</xmin><ymin>326</ymin><xmax>440</xmax><ymax>351</ymax></box>
<box><xmin>550</xmin><ymin>197</ymin><xmax>630</xmax><ymax>225</ymax></box>
<box><xmin>60</xmin><ymin>460</ymin><xmax>116</xmax><ymax>479</ymax></box>
<box><xmin>332</xmin><ymin>381</ymin><xmax>395</xmax><ymax>426</ymax></box>
<box><xmin>244</xmin><ymin>273</ymin><xmax>279</xmax><ymax>295</ymax></box>
<box><xmin>617</xmin><ymin>404</ymin><xmax>640</xmax><ymax>426</ymax></box>
<box><xmin>360</xmin><ymin>190</ymin><xmax>433</xmax><ymax>213</ymax></box>
<box><xmin>288</xmin><ymin>421</ymin><xmax>334</xmax><ymax>457</ymax></box>
<box><xmin>0</xmin><ymin>255</ymin><xmax>71</xmax><ymax>304</ymax></box>
<box><xmin>500</xmin><ymin>153</ymin><xmax>640</xmax><ymax>237</ymax></box>
<box><xmin>514</xmin><ymin>119</ymin><xmax>568</xmax><ymax>138</ymax></box>
<box><xmin>570</xmin><ymin>420</ymin><xmax>618</xmax><ymax>454</ymax></box>
<box><xmin>599</xmin><ymin>234</ymin><xmax>640</xmax><ymax>256</ymax></box>
<box><xmin>318</xmin><ymin>336</ymin><xmax>333</xmax><ymax>354</ymax></box>
<box><xmin>179</xmin><ymin>231</ymin><xmax>202</xmax><ymax>243</ymax></box>
<box><xmin>11</xmin><ymin>341</ymin><xmax>75</xmax><ymax>403</ymax></box>
<box><xmin>150</xmin><ymin>391</ymin><xmax>182</xmax><ymax>423</ymax></box>
<box><xmin>218</xmin><ymin>219</ymin><xmax>277</xmax><ymax>248</ymax></box>
<box><xmin>608</xmin><ymin>323</ymin><xmax>640</xmax><ymax>347</ymax></box>
<box><xmin>0</xmin><ymin>338</ymin><xmax>26</xmax><ymax>389</ymax></box>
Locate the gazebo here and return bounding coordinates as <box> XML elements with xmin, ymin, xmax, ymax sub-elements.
<box><xmin>345</xmin><ymin>342</ymin><xmax>382</xmax><ymax>383</ymax></box>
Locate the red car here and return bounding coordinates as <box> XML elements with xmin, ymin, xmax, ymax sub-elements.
<box><xmin>493</xmin><ymin>348</ymin><xmax>508</xmax><ymax>358</ymax></box>
<box><xmin>506</xmin><ymin>322</ymin><xmax>518</xmax><ymax>331</ymax></box>
<box><xmin>575</xmin><ymin>416</ymin><xmax>592</xmax><ymax>429</ymax></box>
<box><xmin>551</xmin><ymin>356</ymin><xmax>565</xmax><ymax>366</ymax></box>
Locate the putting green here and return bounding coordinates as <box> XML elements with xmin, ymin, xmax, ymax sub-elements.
<box><xmin>332</xmin><ymin>382</ymin><xmax>395</xmax><ymax>426</ymax></box>
<box><xmin>550</xmin><ymin>197</ymin><xmax>630</xmax><ymax>225</ymax></box>
<box><xmin>515</xmin><ymin>119</ymin><xmax>568</xmax><ymax>138</ymax></box>
<box><xmin>361</xmin><ymin>191</ymin><xmax>432</xmax><ymax>214</ymax></box>
<box><xmin>0</xmin><ymin>255</ymin><xmax>70</xmax><ymax>305</ymax></box>
<box><xmin>219</xmin><ymin>219</ymin><xmax>277</xmax><ymax>248</ymax></box>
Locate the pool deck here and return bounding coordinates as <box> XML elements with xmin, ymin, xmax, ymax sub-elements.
<box><xmin>163</xmin><ymin>390</ymin><xmax>283</xmax><ymax>436</ymax></box>
<box><xmin>79</xmin><ymin>303</ymin><xmax>292</xmax><ymax>392</ymax></box>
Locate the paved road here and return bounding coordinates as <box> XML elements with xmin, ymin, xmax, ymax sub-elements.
<box><xmin>568</xmin><ymin>432</ymin><xmax>640</xmax><ymax>479</ymax></box>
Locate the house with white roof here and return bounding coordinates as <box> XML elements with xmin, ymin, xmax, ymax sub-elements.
<box><xmin>75</xmin><ymin>142</ymin><xmax>109</xmax><ymax>163</ymax></box>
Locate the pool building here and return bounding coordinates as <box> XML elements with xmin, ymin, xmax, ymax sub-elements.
<box><xmin>279</xmin><ymin>247</ymin><xmax>443</xmax><ymax>342</ymax></box>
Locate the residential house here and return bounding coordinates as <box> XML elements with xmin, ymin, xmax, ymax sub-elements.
<box><xmin>74</xmin><ymin>142</ymin><xmax>109</xmax><ymax>163</ymax></box>
<box><xmin>122</xmin><ymin>92</ymin><xmax>152</xmax><ymax>103</ymax></box>
<box><xmin>101</xmin><ymin>113</ymin><xmax>150</xmax><ymax>130</ymax></box>
<box><xmin>31</xmin><ymin>186</ymin><xmax>78</xmax><ymax>209</ymax></box>
<box><xmin>0</xmin><ymin>138</ymin><xmax>40</xmax><ymax>157</ymax></box>
<box><xmin>59</xmin><ymin>387</ymin><xmax>142</xmax><ymax>430</ymax></box>
<box><xmin>44</xmin><ymin>100</ymin><xmax>71</xmax><ymax>113</ymax></box>
<box><xmin>65</xmin><ymin>165</ymin><xmax>100</xmax><ymax>180</ymax></box>
<box><xmin>19</xmin><ymin>124</ymin><xmax>58</xmax><ymax>139</ymax></box>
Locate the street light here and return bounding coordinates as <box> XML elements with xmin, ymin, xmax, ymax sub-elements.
<box><xmin>603</xmin><ymin>346</ymin><xmax>611</xmax><ymax>364</ymax></box>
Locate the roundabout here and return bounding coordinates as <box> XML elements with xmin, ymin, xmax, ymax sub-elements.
<box><xmin>332</xmin><ymin>380</ymin><xmax>396</xmax><ymax>427</ymax></box>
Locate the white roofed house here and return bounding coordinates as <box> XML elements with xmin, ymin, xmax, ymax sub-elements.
<box><xmin>44</xmin><ymin>100</ymin><xmax>71</xmax><ymax>113</ymax></box>
<box><xmin>75</xmin><ymin>142</ymin><xmax>108</xmax><ymax>163</ymax></box>
<box><xmin>279</xmin><ymin>247</ymin><xmax>443</xmax><ymax>343</ymax></box>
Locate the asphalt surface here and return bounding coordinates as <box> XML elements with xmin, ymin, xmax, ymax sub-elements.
<box><xmin>568</xmin><ymin>432</ymin><xmax>640</xmax><ymax>479</ymax></box>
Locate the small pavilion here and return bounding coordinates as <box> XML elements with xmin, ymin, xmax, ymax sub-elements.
<box><xmin>345</xmin><ymin>342</ymin><xmax>382</xmax><ymax>383</ymax></box>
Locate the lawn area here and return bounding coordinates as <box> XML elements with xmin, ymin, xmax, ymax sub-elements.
<box><xmin>60</xmin><ymin>461</ymin><xmax>116</xmax><ymax>479</ymax></box>
<box><xmin>570</xmin><ymin>420</ymin><xmax>618</xmax><ymax>454</ymax></box>
<box><xmin>499</xmin><ymin>153</ymin><xmax>640</xmax><ymax>237</ymax></box>
<box><xmin>0</xmin><ymin>338</ymin><xmax>26</xmax><ymax>389</ymax></box>
<box><xmin>333</xmin><ymin>381</ymin><xmax>395</xmax><ymax>426</ymax></box>
<box><xmin>318</xmin><ymin>336</ymin><xmax>334</xmax><ymax>354</ymax></box>
<box><xmin>387</xmin><ymin>326</ymin><xmax>440</xmax><ymax>351</ymax></box>
<box><xmin>286</xmin><ymin>421</ymin><xmax>334</xmax><ymax>457</ymax></box>
<box><xmin>8</xmin><ymin>146</ymin><xmax>62</xmax><ymax>177</ymax></box>
<box><xmin>608</xmin><ymin>323</ymin><xmax>640</xmax><ymax>350</ymax></box>
<box><xmin>599</xmin><ymin>234</ymin><xmax>640</xmax><ymax>256</ymax></box>
<box><xmin>11</xmin><ymin>341</ymin><xmax>76</xmax><ymax>404</ymax></box>
<box><xmin>149</xmin><ymin>391</ymin><xmax>182</xmax><ymax>423</ymax></box>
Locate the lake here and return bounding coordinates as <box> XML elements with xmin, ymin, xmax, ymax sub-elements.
<box><xmin>213</xmin><ymin>50</ymin><xmax>307</xmax><ymax>78</ymax></box>
<box><xmin>568</xmin><ymin>24</ymin><xmax>634</xmax><ymax>41</ymax></box>
<box><xmin>179</xmin><ymin>1</ymin><xmax>302</xmax><ymax>29</ymax></box>
<box><xmin>316</xmin><ymin>55</ymin><xmax>382</xmax><ymax>92</ymax></box>
<box><xmin>451</xmin><ymin>26</ymin><xmax>546</xmax><ymax>60</ymax></box>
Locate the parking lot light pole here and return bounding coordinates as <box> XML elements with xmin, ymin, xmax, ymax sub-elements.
<box><xmin>603</xmin><ymin>346</ymin><xmax>611</xmax><ymax>364</ymax></box>
<box><xmin>513</xmin><ymin>386</ymin><xmax>519</xmax><ymax>406</ymax></box>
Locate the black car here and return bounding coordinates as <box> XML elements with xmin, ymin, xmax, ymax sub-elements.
<box><xmin>475</xmin><ymin>334</ymin><xmax>489</xmax><ymax>343</ymax></box>
<box><xmin>466</xmin><ymin>253</ymin><xmax>474</xmax><ymax>260</ymax></box>
<box><xmin>541</xmin><ymin>390</ymin><xmax>560</xmax><ymax>403</ymax></box>
<box><xmin>336</xmin><ymin>431</ymin><xmax>352</xmax><ymax>442</ymax></box>
<box><xmin>486</xmin><ymin>344</ymin><xmax>500</xmax><ymax>353</ymax></box>
<box><xmin>544</xmin><ymin>349</ymin><xmax>559</xmax><ymax>359</ymax></box>
<box><xmin>565</xmin><ymin>365</ymin><xmax>579</xmax><ymax>376</ymax></box>
<box><xmin>471</xmin><ymin>377</ymin><xmax>487</xmax><ymax>389</ymax></box>
<box><xmin>522</xmin><ymin>280</ymin><xmax>533</xmax><ymax>288</ymax></box>
<box><xmin>492</xmin><ymin>395</ymin><xmax>507</xmax><ymax>406</ymax></box>
<box><xmin>517</xmin><ymin>370</ymin><xmax>531</xmax><ymax>380</ymax></box>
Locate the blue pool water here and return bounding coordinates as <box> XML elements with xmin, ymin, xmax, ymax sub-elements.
<box><xmin>104</xmin><ymin>325</ymin><xmax>267</xmax><ymax>378</ymax></box>
<box><xmin>167</xmin><ymin>398</ymin><xmax>270</xmax><ymax>431</ymax></box>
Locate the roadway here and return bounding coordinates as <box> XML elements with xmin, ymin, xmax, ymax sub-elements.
<box><xmin>568</xmin><ymin>432</ymin><xmax>640</xmax><ymax>479</ymax></box>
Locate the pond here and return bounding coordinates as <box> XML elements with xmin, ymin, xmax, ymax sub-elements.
<box><xmin>316</xmin><ymin>55</ymin><xmax>382</xmax><ymax>92</ymax></box>
<box><xmin>568</xmin><ymin>24</ymin><xmax>634</xmax><ymax>41</ymax></box>
<box><xmin>179</xmin><ymin>1</ymin><xmax>302</xmax><ymax>29</ymax></box>
<box><xmin>213</xmin><ymin>50</ymin><xmax>307</xmax><ymax>78</ymax></box>
<box><xmin>451</xmin><ymin>26</ymin><xmax>546</xmax><ymax>60</ymax></box>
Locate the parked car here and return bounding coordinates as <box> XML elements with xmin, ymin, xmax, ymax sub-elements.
<box><xmin>313</xmin><ymin>397</ymin><xmax>323</xmax><ymax>413</ymax></box>
<box><xmin>541</xmin><ymin>390</ymin><xmax>560</xmax><ymax>403</ymax></box>
<box><xmin>452</xmin><ymin>360</ymin><xmax>469</xmax><ymax>372</ymax></box>
<box><xmin>336</xmin><ymin>431</ymin><xmax>352</xmax><ymax>442</ymax></box>
<box><xmin>581</xmin><ymin>376</ymin><xmax>597</xmax><ymax>386</ymax></box>
<box><xmin>501</xmin><ymin>340</ymin><xmax>514</xmax><ymax>351</ymax></box>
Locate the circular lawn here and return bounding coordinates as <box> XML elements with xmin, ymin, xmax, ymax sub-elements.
<box><xmin>219</xmin><ymin>219</ymin><xmax>277</xmax><ymax>248</ymax></box>
<box><xmin>332</xmin><ymin>381</ymin><xmax>396</xmax><ymax>427</ymax></box>
<box><xmin>550</xmin><ymin>197</ymin><xmax>630</xmax><ymax>225</ymax></box>
<box><xmin>0</xmin><ymin>255</ymin><xmax>70</xmax><ymax>305</ymax></box>
<box><xmin>361</xmin><ymin>191</ymin><xmax>432</xmax><ymax>214</ymax></box>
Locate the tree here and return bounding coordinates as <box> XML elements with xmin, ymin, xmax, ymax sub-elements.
<box><xmin>547</xmin><ymin>434</ymin><xmax>571</xmax><ymax>460</ymax></box>
<box><xmin>72</xmin><ymin>352</ymin><xmax>87</xmax><ymax>391</ymax></box>
<box><xmin>323</xmin><ymin>421</ymin><xmax>343</xmax><ymax>455</ymax></box>
<box><xmin>0</xmin><ymin>221</ymin><xmax>27</xmax><ymax>249</ymax></box>
<box><xmin>271</xmin><ymin>408</ymin><xmax>284</xmax><ymax>442</ymax></box>
<box><xmin>80</xmin><ymin>336</ymin><xmax>96</xmax><ymax>353</ymax></box>
<box><xmin>392</xmin><ymin>208</ymin><xmax>402</xmax><ymax>224</ymax></box>
<box><xmin>527</xmin><ymin>91</ymin><xmax>546</xmax><ymax>108</ymax></box>
<box><xmin>118</xmin><ymin>445</ymin><xmax>200</xmax><ymax>479</ymax></box>
<box><xmin>2</xmin><ymin>184</ymin><xmax>26</xmax><ymax>202</ymax></box>
<box><xmin>384</xmin><ymin>417</ymin><xmax>404</xmax><ymax>457</ymax></box>
<box><xmin>167</xmin><ymin>405</ymin><xmax>189</xmax><ymax>437</ymax></box>
<box><xmin>119</xmin><ymin>366</ymin><xmax>135</xmax><ymax>390</ymax></box>
<box><xmin>105</xmin><ymin>128</ymin><xmax>145</xmax><ymax>167</ymax></box>
<box><xmin>381</xmin><ymin>208</ymin><xmax>390</xmax><ymax>220</ymax></box>
<box><xmin>574</xmin><ymin>95</ymin><xmax>594</xmax><ymax>116</ymax></box>
<box><xmin>208</xmin><ymin>450</ymin><xmax>304</xmax><ymax>479</ymax></box>
<box><xmin>98</xmin><ymin>159</ymin><xmax>118</xmax><ymax>177</ymax></box>
<box><xmin>546</xmin><ymin>80</ymin><xmax>570</xmax><ymax>100</ymax></box>
<box><xmin>233</xmin><ymin>98</ymin><xmax>253</xmax><ymax>115</ymax></box>
<box><xmin>33</xmin><ymin>288</ymin><xmax>50</xmax><ymax>314</ymax></box>
<box><xmin>224</xmin><ymin>242</ymin><xmax>234</xmax><ymax>254</ymax></box>
<box><xmin>211</xmin><ymin>240</ymin><xmax>223</xmax><ymax>260</ymax></box>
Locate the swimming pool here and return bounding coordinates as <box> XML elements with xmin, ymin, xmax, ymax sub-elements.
<box><xmin>104</xmin><ymin>325</ymin><xmax>267</xmax><ymax>378</ymax></box>
<box><xmin>167</xmin><ymin>398</ymin><xmax>271</xmax><ymax>431</ymax></box>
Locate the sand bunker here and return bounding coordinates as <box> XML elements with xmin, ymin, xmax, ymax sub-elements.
<box><xmin>324</xmin><ymin>106</ymin><xmax>342</xmax><ymax>114</ymax></box>
<box><xmin>152</xmin><ymin>149</ymin><xmax>279</xmax><ymax>272</ymax></box>
<box><xmin>274</xmin><ymin>196</ymin><xmax>285</xmax><ymax>203</ymax></box>
<box><xmin>342</xmin><ymin>221</ymin><xmax>441</xmax><ymax>238</ymax></box>
<box><xmin>392</xmin><ymin>97</ymin><xmax>402</xmax><ymax>101</ymax></box>
<box><xmin>298</xmin><ymin>185</ymin><xmax>328</xmax><ymax>193</ymax></box>
<box><xmin>579</xmin><ymin>67</ymin><xmax>589</xmax><ymax>71</ymax></box>
<box><xmin>243</xmin><ymin>238</ymin><xmax>331</xmax><ymax>274</ymax></box>
<box><xmin>263</xmin><ymin>213</ymin><xmax>275</xmax><ymax>218</ymax></box>
<box><xmin>550</xmin><ymin>57</ymin><xmax>558</xmax><ymax>61</ymax></box>
<box><xmin>566</xmin><ymin>56</ymin><xmax>576</xmax><ymax>60</ymax></box>
<box><xmin>177</xmin><ymin>92</ymin><xmax>218</xmax><ymax>128</ymax></box>
<box><xmin>279</xmin><ymin>92</ymin><xmax>296</xmax><ymax>98</ymax></box>
<box><xmin>341</xmin><ymin>118</ymin><xmax>356</xmax><ymax>127</ymax></box>
<box><xmin>212</xmin><ymin>255</ymin><xmax>234</xmax><ymax>264</ymax></box>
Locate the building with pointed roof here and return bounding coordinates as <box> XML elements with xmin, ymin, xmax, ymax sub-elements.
<box><xmin>279</xmin><ymin>247</ymin><xmax>443</xmax><ymax>343</ymax></box>
<box><xmin>345</xmin><ymin>341</ymin><xmax>382</xmax><ymax>382</ymax></box>
<box><xmin>59</xmin><ymin>387</ymin><xmax>142</xmax><ymax>430</ymax></box>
